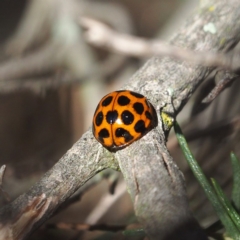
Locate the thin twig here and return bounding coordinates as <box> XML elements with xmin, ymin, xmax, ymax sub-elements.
<box><xmin>56</xmin><ymin>170</ymin><xmax>120</xmax><ymax>214</ymax></box>
<box><xmin>85</xmin><ymin>180</ymin><xmax>126</xmax><ymax>225</ymax></box>
<box><xmin>80</xmin><ymin>17</ymin><xmax>240</xmax><ymax>71</ymax></box>
<box><xmin>47</xmin><ymin>222</ymin><xmax>129</xmax><ymax>232</ymax></box>
<box><xmin>202</xmin><ymin>71</ymin><xmax>239</xmax><ymax>103</ymax></box>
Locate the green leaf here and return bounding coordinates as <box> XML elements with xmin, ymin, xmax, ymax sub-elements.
<box><xmin>174</xmin><ymin>122</ymin><xmax>240</xmax><ymax>239</ymax></box>
<box><xmin>231</xmin><ymin>152</ymin><xmax>240</xmax><ymax>211</ymax></box>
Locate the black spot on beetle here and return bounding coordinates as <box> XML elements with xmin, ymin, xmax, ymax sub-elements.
<box><xmin>106</xmin><ymin>110</ymin><xmax>118</xmax><ymax>124</ymax></box>
<box><xmin>134</xmin><ymin>120</ymin><xmax>146</xmax><ymax>133</ymax></box>
<box><xmin>133</xmin><ymin>102</ymin><xmax>144</xmax><ymax>115</ymax></box>
<box><xmin>117</xmin><ymin>95</ymin><xmax>130</xmax><ymax>106</ymax></box>
<box><xmin>95</xmin><ymin>111</ymin><xmax>103</xmax><ymax>126</ymax></box>
<box><xmin>130</xmin><ymin>91</ymin><xmax>144</xmax><ymax>98</ymax></box>
<box><xmin>102</xmin><ymin>96</ymin><xmax>113</xmax><ymax>107</ymax></box>
<box><xmin>99</xmin><ymin>128</ymin><xmax>110</xmax><ymax>138</ymax></box>
<box><xmin>121</xmin><ymin>110</ymin><xmax>134</xmax><ymax>125</ymax></box>
<box><xmin>115</xmin><ymin>128</ymin><xmax>133</xmax><ymax>143</ymax></box>
<box><xmin>145</xmin><ymin>110</ymin><xmax>152</xmax><ymax>120</ymax></box>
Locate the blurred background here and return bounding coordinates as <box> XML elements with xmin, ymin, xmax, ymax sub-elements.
<box><xmin>0</xmin><ymin>0</ymin><xmax>239</xmax><ymax>239</ymax></box>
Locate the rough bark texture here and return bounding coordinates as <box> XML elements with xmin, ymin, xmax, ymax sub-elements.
<box><xmin>115</xmin><ymin>2</ymin><xmax>240</xmax><ymax>237</ymax></box>
<box><xmin>0</xmin><ymin>0</ymin><xmax>240</xmax><ymax>239</ymax></box>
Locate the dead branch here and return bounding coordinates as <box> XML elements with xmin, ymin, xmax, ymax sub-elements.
<box><xmin>85</xmin><ymin>180</ymin><xmax>126</xmax><ymax>225</ymax></box>
<box><xmin>80</xmin><ymin>16</ymin><xmax>240</xmax><ymax>72</ymax></box>
<box><xmin>202</xmin><ymin>71</ymin><xmax>238</xmax><ymax>103</ymax></box>
<box><xmin>46</xmin><ymin>222</ymin><xmax>128</xmax><ymax>232</ymax></box>
<box><xmin>2</xmin><ymin>2</ymin><xmax>240</xmax><ymax>94</ymax></box>
<box><xmin>56</xmin><ymin>170</ymin><xmax>121</xmax><ymax>214</ymax></box>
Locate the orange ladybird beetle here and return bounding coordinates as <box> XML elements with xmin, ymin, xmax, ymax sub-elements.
<box><xmin>92</xmin><ymin>90</ymin><xmax>157</xmax><ymax>152</ymax></box>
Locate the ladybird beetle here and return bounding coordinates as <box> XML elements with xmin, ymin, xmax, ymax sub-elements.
<box><xmin>92</xmin><ymin>90</ymin><xmax>157</xmax><ymax>152</ymax></box>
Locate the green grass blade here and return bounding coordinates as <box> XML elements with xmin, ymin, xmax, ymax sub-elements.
<box><xmin>174</xmin><ymin>122</ymin><xmax>240</xmax><ymax>238</ymax></box>
<box><xmin>231</xmin><ymin>152</ymin><xmax>240</xmax><ymax>211</ymax></box>
<box><xmin>211</xmin><ymin>178</ymin><xmax>240</xmax><ymax>231</ymax></box>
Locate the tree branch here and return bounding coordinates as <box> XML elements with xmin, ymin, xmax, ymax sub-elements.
<box><xmin>80</xmin><ymin>14</ymin><xmax>240</xmax><ymax>72</ymax></box>
<box><xmin>0</xmin><ymin>0</ymin><xmax>240</xmax><ymax>239</ymax></box>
